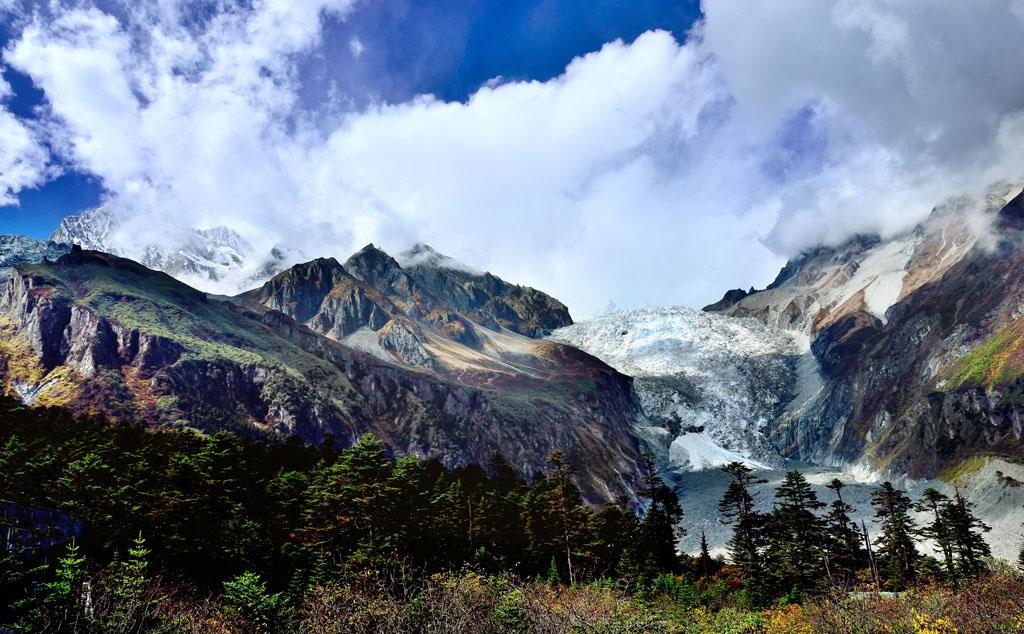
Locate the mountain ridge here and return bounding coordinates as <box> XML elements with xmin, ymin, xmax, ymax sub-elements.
<box><xmin>0</xmin><ymin>243</ymin><xmax>641</xmax><ymax>503</ymax></box>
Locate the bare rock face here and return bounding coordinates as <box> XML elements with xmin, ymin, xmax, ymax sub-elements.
<box><xmin>398</xmin><ymin>243</ymin><xmax>572</xmax><ymax>337</ymax></box>
<box><xmin>0</xmin><ymin>246</ymin><xmax>643</xmax><ymax>504</ymax></box>
<box><xmin>0</xmin><ymin>235</ymin><xmax>71</xmax><ymax>276</ymax></box>
<box><xmin>702</xmin><ymin>184</ymin><xmax>1024</xmax><ymax>477</ymax></box>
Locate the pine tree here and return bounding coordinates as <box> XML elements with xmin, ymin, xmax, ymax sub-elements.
<box><xmin>473</xmin><ymin>454</ymin><xmax>530</xmax><ymax>573</ymax></box>
<box><xmin>942</xmin><ymin>489</ymin><xmax>991</xmax><ymax>581</ymax></box>
<box><xmin>916</xmin><ymin>488</ymin><xmax>956</xmax><ymax>583</ymax></box>
<box><xmin>38</xmin><ymin>539</ymin><xmax>89</xmax><ymax>632</ymax></box>
<box><xmin>871</xmin><ymin>482</ymin><xmax>919</xmax><ymax>590</ymax></box>
<box><xmin>823</xmin><ymin>479</ymin><xmax>866</xmax><ymax>584</ymax></box>
<box><xmin>591</xmin><ymin>497</ymin><xmax>637</xmax><ymax>579</ymax></box>
<box><xmin>223</xmin><ymin>571</ymin><xmax>283</xmax><ymax>634</ymax></box>
<box><xmin>697</xmin><ymin>529</ymin><xmax>715</xmax><ymax>578</ymax></box>
<box><xmin>636</xmin><ymin>451</ymin><xmax>684</xmax><ymax>575</ymax></box>
<box><xmin>98</xmin><ymin>532</ymin><xmax>155</xmax><ymax>633</ymax></box>
<box><xmin>718</xmin><ymin>462</ymin><xmax>767</xmax><ymax>599</ymax></box>
<box><xmin>523</xmin><ymin>452</ymin><xmax>592</xmax><ymax>584</ymax></box>
<box><xmin>765</xmin><ymin>470</ymin><xmax>827</xmax><ymax>596</ymax></box>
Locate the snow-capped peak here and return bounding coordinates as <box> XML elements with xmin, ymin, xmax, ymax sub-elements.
<box><xmin>48</xmin><ymin>207</ymin><xmax>268</xmax><ymax>293</ymax></box>
<box><xmin>397</xmin><ymin>243</ymin><xmax>484</xmax><ymax>275</ymax></box>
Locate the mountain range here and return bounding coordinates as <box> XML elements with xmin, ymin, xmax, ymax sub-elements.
<box><xmin>0</xmin><ymin>234</ymin><xmax>638</xmax><ymax>504</ymax></box>
<box><xmin>6</xmin><ymin>185</ymin><xmax>1024</xmax><ymax>556</ymax></box>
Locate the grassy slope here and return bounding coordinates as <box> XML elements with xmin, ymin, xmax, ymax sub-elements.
<box><xmin>13</xmin><ymin>256</ymin><xmax>610</xmax><ymax>423</ymax></box>
<box><xmin>946</xmin><ymin>318</ymin><xmax>1024</xmax><ymax>388</ymax></box>
<box><xmin>13</xmin><ymin>258</ymin><xmax>362</xmax><ymax>416</ymax></box>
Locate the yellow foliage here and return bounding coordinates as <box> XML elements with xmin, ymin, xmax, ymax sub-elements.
<box><xmin>912</xmin><ymin>610</ymin><xmax>958</xmax><ymax>634</ymax></box>
<box><xmin>764</xmin><ymin>604</ymin><xmax>814</xmax><ymax>634</ymax></box>
<box><xmin>0</xmin><ymin>320</ymin><xmax>79</xmax><ymax>407</ymax></box>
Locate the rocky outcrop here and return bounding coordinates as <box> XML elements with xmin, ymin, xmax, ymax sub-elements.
<box><xmin>399</xmin><ymin>243</ymin><xmax>572</xmax><ymax>337</ymax></box>
<box><xmin>0</xmin><ymin>235</ymin><xmax>70</xmax><ymax>276</ymax></box>
<box><xmin>51</xmin><ymin>207</ymin><xmax>256</xmax><ymax>285</ymax></box>
<box><xmin>701</xmin><ymin>288</ymin><xmax>752</xmax><ymax>312</ymax></box>
<box><xmin>241</xmin><ymin>244</ymin><xmax>574</xmax><ymax>372</ymax></box>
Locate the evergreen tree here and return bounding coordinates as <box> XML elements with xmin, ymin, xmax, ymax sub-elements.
<box><xmin>98</xmin><ymin>532</ymin><xmax>156</xmax><ymax>633</ymax></box>
<box><xmin>823</xmin><ymin>479</ymin><xmax>866</xmax><ymax>584</ymax></box>
<box><xmin>472</xmin><ymin>454</ymin><xmax>530</xmax><ymax>573</ymax></box>
<box><xmin>1018</xmin><ymin>531</ymin><xmax>1024</xmax><ymax>575</ymax></box>
<box><xmin>942</xmin><ymin>489</ymin><xmax>991</xmax><ymax>581</ymax></box>
<box><xmin>916</xmin><ymin>488</ymin><xmax>956</xmax><ymax>583</ymax></box>
<box><xmin>37</xmin><ymin>539</ymin><xmax>89</xmax><ymax>633</ymax></box>
<box><xmin>764</xmin><ymin>470</ymin><xmax>827</xmax><ymax>596</ymax></box>
<box><xmin>223</xmin><ymin>571</ymin><xmax>284</xmax><ymax>634</ymax></box>
<box><xmin>591</xmin><ymin>497</ymin><xmax>638</xmax><ymax>579</ymax></box>
<box><xmin>636</xmin><ymin>452</ymin><xmax>684</xmax><ymax>575</ymax></box>
<box><xmin>539</xmin><ymin>451</ymin><xmax>590</xmax><ymax>585</ymax></box>
<box><xmin>697</xmin><ymin>529</ymin><xmax>717</xmax><ymax>578</ymax></box>
<box><xmin>718</xmin><ymin>462</ymin><xmax>767</xmax><ymax>600</ymax></box>
<box><xmin>871</xmin><ymin>482</ymin><xmax>919</xmax><ymax>590</ymax></box>
<box><xmin>301</xmin><ymin>434</ymin><xmax>401</xmax><ymax>573</ymax></box>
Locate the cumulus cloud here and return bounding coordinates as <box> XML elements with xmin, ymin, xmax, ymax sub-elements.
<box><xmin>3</xmin><ymin>0</ymin><xmax>1024</xmax><ymax>315</ymax></box>
<box><xmin>0</xmin><ymin>64</ymin><xmax>50</xmax><ymax>205</ymax></box>
<box><xmin>702</xmin><ymin>0</ymin><xmax>1024</xmax><ymax>253</ymax></box>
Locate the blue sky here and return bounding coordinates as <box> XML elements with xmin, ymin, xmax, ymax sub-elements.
<box><xmin>0</xmin><ymin>0</ymin><xmax>700</xmax><ymax>240</ymax></box>
<box><xmin>1</xmin><ymin>0</ymin><xmax>1022</xmax><ymax>314</ymax></box>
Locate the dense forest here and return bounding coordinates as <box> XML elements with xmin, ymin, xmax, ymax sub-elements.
<box><xmin>1</xmin><ymin>395</ymin><xmax>1022</xmax><ymax>633</ymax></box>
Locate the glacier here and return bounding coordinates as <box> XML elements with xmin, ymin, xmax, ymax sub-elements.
<box><xmin>550</xmin><ymin>306</ymin><xmax>802</xmax><ymax>474</ymax></box>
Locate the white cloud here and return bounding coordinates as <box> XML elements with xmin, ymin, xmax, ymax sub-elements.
<box><xmin>348</xmin><ymin>36</ymin><xmax>365</xmax><ymax>58</ymax></box>
<box><xmin>0</xmin><ymin>62</ymin><xmax>50</xmax><ymax>205</ymax></box>
<box><xmin>0</xmin><ymin>105</ymin><xmax>50</xmax><ymax>205</ymax></box>
<box><xmin>3</xmin><ymin>0</ymin><xmax>1024</xmax><ymax>315</ymax></box>
<box><xmin>702</xmin><ymin>0</ymin><xmax>1024</xmax><ymax>250</ymax></box>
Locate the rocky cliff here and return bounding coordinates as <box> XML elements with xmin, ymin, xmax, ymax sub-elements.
<box><xmin>708</xmin><ymin>183</ymin><xmax>1024</xmax><ymax>478</ymax></box>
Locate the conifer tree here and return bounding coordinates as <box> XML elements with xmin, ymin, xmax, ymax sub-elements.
<box><xmin>38</xmin><ymin>539</ymin><xmax>89</xmax><ymax>633</ymax></box>
<box><xmin>1017</xmin><ymin>532</ymin><xmax>1024</xmax><ymax>575</ymax></box>
<box><xmin>698</xmin><ymin>530</ymin><xmax>713</xmax><ymax>577</ymax></box>
<box><xmin>98</xmin><ymin>532</ymin><xmax>155</xmax><ymax>633</ymax></box>
<box><xmin>301</xmin><ymin>434</ymin><xmax>400</xmax><ymax>571</ymax></box>
<box><xmin>636</xmin><ymin>451</ymin><xmax>684</xmax><ymax>574</ymax></box>
<box><xmin>718</xmin><ymin>462</ymin><xmax>767</xmax><ymax>598</ymax></box>
<box><xmin>473</xmin><ymin>454</ymin><xmax>530</xmax><ymax>572</ymax></box>
<box><xmin>765</xmin><ymin>470</ymin><xmax>827</xmax><ymax>595</ymax></box>
<box><xmin>942</xmin><ymin>489</ymin><xmax>991</xmax><ymax>581</ymax></box>
<box><xmin>527</xmin><ymin>451</ymin><xmax>591</xmax><ymax>585</ymax></box>
<box><xmin>823</xmin><ymin>479</ymin><xmax>866</xmax><ymax>584</ymax></box>
<box><xmin>916</xmin><ymin>488</ymin><xmax>956</xmax><ymax>582</ymax></box>
<box><xmin>591</xmin><ymin>497</ymin><xmax>637</xmax><ymax>579</ymax></box>
<box><xmin>871</xmin><ymin>482</ymin><xmax>919</xmax><ymax>590</ymax></box>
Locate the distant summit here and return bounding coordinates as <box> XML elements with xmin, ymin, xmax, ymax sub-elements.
<box><xmin>51</xmin><ymin>207</ymin><xmax>257</xmax><ymax>286</ymax></box>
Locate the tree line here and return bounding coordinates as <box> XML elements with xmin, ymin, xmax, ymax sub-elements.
<box><xmin>718</xmin><ymin>462</ymin><xmax>996</xmax><ymax>604</ymax></box>
<box><xmin>0</xmin><ymin>393</ymin><xmax>1011</xmax><ymax>630</ymax></box>
<box><xmin>0</xmin><ymin>395</ymin><xmax>684</xmax><ymax>630</ymax></box>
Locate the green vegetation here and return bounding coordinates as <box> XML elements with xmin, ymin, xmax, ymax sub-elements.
<box><xmin>2</xmin><ymin>394</ymin><xmax>1021</xmax><ymax>632</ymax></box>
<box><xmin>945</xmin><ymin>320</ymin><xmax>1024</xmax><ymax>388</ymax></box>
<box><xmin>938</xmin><ymin>454</ymin><xmax>990</xmax><ymax>486</ymax></box>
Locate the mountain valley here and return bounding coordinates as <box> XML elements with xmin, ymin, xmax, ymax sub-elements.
<box><xmin>6</xmin><ymin>184</ymin><xmax>1024</xmax><ymax>558</ymax></box>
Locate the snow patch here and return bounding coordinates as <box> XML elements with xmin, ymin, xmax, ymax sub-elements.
<box><xmin>12</xmin><ymin>377</ymin><xmax>58</xmax><ymax>405</ymax></box>
<box><xmin>670</xmin><ymin>432</ymin><xmax>770</xmax><ymax>471</ymax></box>
<box><xmin>836</xmin><ymin>237</ymin><xmax>914</xmax><ymax>322</ymax></box>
